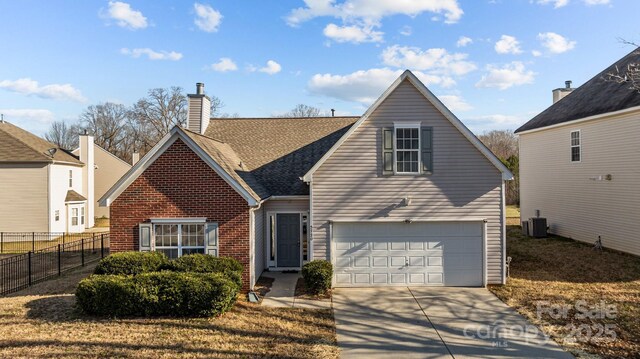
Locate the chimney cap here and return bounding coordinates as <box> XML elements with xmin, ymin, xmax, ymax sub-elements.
<box><xmin>196</xmin><ymin>82</ymin><xmax>205</xmax><ymax>95</ymax></box>
<box><xmin>565</xmin><ymin>80</ymin><xmax>572</xmax><ymax>89</ymax></box>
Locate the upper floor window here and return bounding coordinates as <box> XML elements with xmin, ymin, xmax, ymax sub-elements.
<box><xmin>570</xmin><ymin>130</ymin><xmax>581</xmax><ymax>162</ymax></box>
<box><xmin>382</xmin><ymin>124</ymin><xmax>433</xmax><ymax>176</ymax></box>
<box><xmin>395</xmin><ymin>127</ymin><xmax>420</xmax><ymax>174</ymax></box>
<box><xmin>69</xmin><ymin>170</ymin><xmax>73</xmax><ymax>187</ymax></box>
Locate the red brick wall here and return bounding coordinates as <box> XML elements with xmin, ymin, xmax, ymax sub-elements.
<box><xmin>110</xmin><ymin>138</ymin><xmax>252</xmax><ymax>289</ymax></box>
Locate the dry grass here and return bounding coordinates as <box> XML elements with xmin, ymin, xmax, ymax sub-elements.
<box><xmin>506</xmin><ymin>205</ymin><xmax>521</xmax><ymax>225</ymax></box>
<box><xmin>0</xmin><ymin>265</ymin><xmax>338</xmax><ymax>358</ymax></box>
<box><xmin>490</xmin><ymin>226</ymin><xmax>640</xmax><ymax>358</ymax></box>
<box><xmin>295</xmin><ymin>278</ymin><xmax>332</xmax><ymax>300</ymax></box>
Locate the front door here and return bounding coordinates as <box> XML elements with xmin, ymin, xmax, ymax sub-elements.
<box><xmin>276</xmin><ymin>213</ymin><xmax>301</xmax><ymax>267</ymax></box>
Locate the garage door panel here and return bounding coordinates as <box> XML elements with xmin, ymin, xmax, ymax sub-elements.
<box><xmin>333</xmin><ymin>222</ymin><xmax>483</xmax><ymax>287</ymax></box>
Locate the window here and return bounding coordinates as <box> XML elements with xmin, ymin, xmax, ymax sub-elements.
<box><xmin>80</xmin><ymin>207</ymin><xmax>85</xmax><ymax>225</ymax></box>
<box><xmin>269</xmin><ymin>215</ymin><xmax>276</xmax><ymax>261</ymax></box>
<box><xmin>69</xmin><ymin>170</ymin><xmax>73</xmax><ymax>187</ymax></box>
<box><xmin>54</xmin><ymin>210</ymin><xmax>60</xmax><ymax>222</ymax></box>
<box><xmin>154</xmin><ymin>223</ymin><xmax>205</xmax><ymax>259</ymax></box>
<box><xmin>571</xmin><ymin>130</ymin><xmax>581</xmax><ymax>162</ymax></box>
<box><xmin>71</xmin><ymin>208</ymin><xmax>78</xmax><ymax>226</ymax></box>
<box><xmin>395</xmin><ymin>127</ymin><xmax>420</xmax><ymax>173</ymax></box>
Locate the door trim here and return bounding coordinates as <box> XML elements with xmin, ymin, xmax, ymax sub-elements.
<box><xmin>267</xmin><ymin>211</ymin><xmax>307</xmax><ymax>270</ymax></box>
<box><xmin>329</xmin><ymin>219</ymin><xmax>487</xmax><ymax>287</ymax></box>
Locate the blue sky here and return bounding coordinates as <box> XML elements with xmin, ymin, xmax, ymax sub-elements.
<box><xmin>1</xmin><ymin>0</ymin><xmax>638</xmax><ymax>136</ymax></box>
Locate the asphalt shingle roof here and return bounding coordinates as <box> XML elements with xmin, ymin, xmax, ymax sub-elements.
<box><xmin>203</xmin><ymin>117</ymin><xmax>358</xmax><ymax>197</ymax></box>
<box><xmin>516</xmin><ymin>48</ymin><xmax>640</xmax><ymax>133</ymax></box>
<box><xmin>0</xmin><ymin>121</ymin><xmax>83</xmax><ymax>164</ymax></box>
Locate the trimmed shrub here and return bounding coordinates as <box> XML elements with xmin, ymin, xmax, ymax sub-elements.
<box><xmin>94</xmin><ymin>252</ymin><xmax>169</xmax><ymax>276</ymax></box>
<box><xmin>302</xmin><ymin>260</ymin><xmax>333</xmax><ymax>295</ymax></box>
<box><xmin>76</xmin><ymin>272</ymin><xmax>238</xmax><ymax>317</ymax></box>
<box><xmin>164</xmin><ymin>254</ymin><xmax>243</xmax><ymax>289</ymax></box>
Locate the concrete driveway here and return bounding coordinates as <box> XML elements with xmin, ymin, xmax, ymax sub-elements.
<box><xmin>333</xmin><ymin>287</ymin><xmax>574</xmax><ymax>359</ymax></box>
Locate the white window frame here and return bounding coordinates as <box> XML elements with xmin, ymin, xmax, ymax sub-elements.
<box><xmin>151</xmin><ymin>220</ymin><xmax>207</xmax><ymax>258</ymax></box>
<box><xmin>80</xmin><ymin>206</ymin><xmax>85</xmax><ymax>225</ymax></box>
<box><xmin>69</xmin><ymin>170</ymin><xmax>73</xmax><ymax>188</ymax></box>
<box><xmin>393</xmin><ymin>123</ymin><xmax>421</xmax><ymax>175</ymax></box>
<box><xmin>570</xmin><ymin>130</ymin><xmax>581</xmax><ymax>163</ymax></box>
<box><xmin>71</xmin><ymin>207</ymin><xmax>78</xmax><ymax>226</ymax></box>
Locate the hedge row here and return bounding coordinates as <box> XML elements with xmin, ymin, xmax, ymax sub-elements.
<box><xmin>76</xmin><ymin>272</ymin><xmax>237</xmax><ymax>317</ymax></box>
<box><xmin>77</xmin><ymin>252</ymin><xmax>243</xmax><ymax>317</ymax></box>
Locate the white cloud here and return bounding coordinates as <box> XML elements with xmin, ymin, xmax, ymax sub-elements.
<box><xmin>259</xmin><ymin>60</ymin><xmax>282</xmax><ymax>75</ymax></box>
<box><xmin>323</xmin><ymin>23</ymin><xmax>383</xmax><ymax>43</ymax></box>
<box><xmin>210</xmin><ymin>57</ymin><xmax>238</xmax><ymax>72</ymax></box>
<box><xmin>456</xmin><ymin>36</ymin><xmax>472</xmax><ymax>47</ymax></box>
<box><xmin>532</xmin><ymin>50</ymin><xmax>542</xmax><ymax>57</ymax></box>
<box><xmin>120</xmin><ymin>48</ymin><xmax>183</xmax><ymax>61</ymax></box>
<box><xmin>286</xmin><ymin>0</ymin><xmax>464</xmax><ymax>26</ymax></box>
<box><xmin>400</xmin><ymin>26</ymin><xmax>412</xmax><ymax>36</ymax></box>
<box><xmin>475</xmin><ymin>62</ymin><xmax>535</xmax><ymax>90</ymax></box>
<box><xmin>583</xmin><ymin>0</ymin><xmax>610</xmax><ymax>4</ymax></box>
<box><xmin>0</xmin><ymin>109</ymin><xmax>55</xmax><ymax>124</ymax></box>
<box><xmin>194</xmin><ymin>3</ymin><xmax>222</xmax><ymax>32</ymax></box>
<box><xmin>0</xmin><ymin>78</ymin><xmax>86</xmax><ymax>102</ymax></box>
<box><xmin>536</xmin><ymin>0</ymin><xmax>569</xmax><ymax>8</ymax></box>
<box><xmin>537</xmin><ymin>32</ymin><xmax>576</xmax><ymax>54</ymax></box>
<box><xmin>439</xmin><ymin>95</ymin><xmax>473</xmax><ymax>112</ymax></box>
<box><xmin>381</xmin><ymin>45</ymin><xmax>477</xmax><ymax>76</ymax></box>
<box><xmin>103</xmin><ymin>1</ymin><xmax>148</xmax><ymax>30</ymax></box>
<box><xmin>495</xmin><ymin>35</ymin><xmax>522</xmax><ymax>55</ymax></box>
<box><xmin>308</xmin><ymin>68</ymin><xmax>455</xmax><ymax>104</ymax></box>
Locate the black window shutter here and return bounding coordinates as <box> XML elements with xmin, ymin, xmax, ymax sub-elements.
<box><xmin>382</xmin><ymin>128</ymin><xmax>393</xmax><ymax>175</ymax></box>
<box><xmin>421</xmin><ymin>127</ymin><xmax>433</xmax><ymax>173</ymax></box>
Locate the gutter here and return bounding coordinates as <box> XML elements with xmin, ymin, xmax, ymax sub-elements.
<box><xmin>516</xmin><ymin>105</ymin><xmax>640</xmax><ymax>135</ymax></box>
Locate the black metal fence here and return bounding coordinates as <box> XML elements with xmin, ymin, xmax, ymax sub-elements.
<box><xmin>0</xmin><ymin>233</ymin><xmax>109</xmax><ymax>296</ymax></box>
<box><xmin>0</xmin><ymin>232</ymin><xmax>92</xmax><ymax>254</ymax></box>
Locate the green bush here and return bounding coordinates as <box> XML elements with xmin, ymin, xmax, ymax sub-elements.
<box><xmin>93</xmin><ymin>252</ymin><xmax>169</xmax><ymax>276</ymax></box>
<box><xmin>164</xmin><ymin>254</ymin><xmax>243</xmax><ymax>289</ymax></box>
<box><xmin>76</xmin><ymin>272</ymin><xmax>238</xmax><ymax>317</ymax></box>
<box><xmin>302</xmin><ymin>260</ymin><xmax>333</xmax><ymax>295</ymax></box>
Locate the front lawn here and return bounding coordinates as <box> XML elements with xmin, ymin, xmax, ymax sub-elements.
<box><xmin>490</xmin><ymin>226</ymin><xmax>640</xmax><ymax>358</ymax></box>
<box><xmin>0</xmin><ymin>265</ymin><xmax>338</xmax><ymax>358</ymax></box>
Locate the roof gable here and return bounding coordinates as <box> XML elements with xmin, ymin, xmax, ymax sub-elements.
<box><xmin>516</xmin><ymin>48</ymin><xmax>640</xmax><ymax>133</ymax></box>
<box><xmin>99</xmin><ymin>126</ymin><xmax>260</xmax><ymax>207</ymax></box>
<box><xmin>303</xmin><ymin>70</ymin><xmax>513</xmax><ymax>181</ymax></box>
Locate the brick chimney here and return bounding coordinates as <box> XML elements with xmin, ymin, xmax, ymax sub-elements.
<box><xmin>187</xmin><ymin>83</ymin><xmax>211</xmax><ymax>135</ymax></box>
<box><xmin>552</xmin><ymin>80</ymin><xmax>574</xmax><ymax>104</ymax></box>
<box><xmin>79</xmin><ymin>132</ymin><xmax>95</xmax><ymax>228</ymax></box>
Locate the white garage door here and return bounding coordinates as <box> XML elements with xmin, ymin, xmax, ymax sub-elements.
<box><xmin>333</xmin><ymin>221</ymin><xmax>484</xmax><ymax>287</ymax></box>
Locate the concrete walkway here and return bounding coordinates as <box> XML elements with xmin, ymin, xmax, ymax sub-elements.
<box><xmin>334</xmin><ymin>287</ymin><xmax>574</xmax><ymax>359</ymax></box>
<box><xmin>260</xmin><ymin>272</ymin><xmax>331</xmax><ymax>309</ymax></box>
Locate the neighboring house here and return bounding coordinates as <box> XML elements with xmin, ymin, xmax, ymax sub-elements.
<box><xmin>72</xmin><ymin>144</ymin><xmax>131</xmax><ymax>218</ymax></box>
<box><xmin>0</xmin><ymin>121</ymin><xmax>130</xmax><ymax>233</ymax></box>
<box><xmin>516</xmin><ymin>49</ymin><xmax>640</xmax><ymax>256</ymax></box>
<box><xmin>100</xmin><ymin>72</ymin><xmax>513</xmax><ymax>290</ymax></box>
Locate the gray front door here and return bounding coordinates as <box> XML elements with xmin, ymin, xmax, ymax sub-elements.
<box><xmin>276</xmin><ymin>213</ymin><xmax>301</xmax><ymax>267</ymax></box>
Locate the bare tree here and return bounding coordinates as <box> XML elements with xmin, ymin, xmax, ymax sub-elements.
<box><xmin>604</xmin><ymin>40</ymin><xmax>640</xmax><ymax>92</ymax></box>
<box><xmin>281</xmin><ymin>104</ymin><xmax>324</xmax><ymax>117</ymax></box>
<box><xmin>129</xmin><ymin>87</ymin><xmax>187</xmax><ymax>151</ymax></box>
<box><xmin>79</xmin><ymin>102</ymin><xmax>129</xmax><ymax>157</ymax></box>
<box><xmin>478</xmin><ymin>130</ymin><xmax>518</xmax><ymax>160</ymax></box>
<box><xmin>44</xmin><ymin>120</ymin><xmax>80</xmax><ymax>150</ymax></box>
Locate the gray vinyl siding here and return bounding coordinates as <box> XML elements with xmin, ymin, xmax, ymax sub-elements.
<box><xmin>263</xmin><ymin>198</ymin><xmax>309</xmax><ymax>213</ymax></box>
<box><xmin>253</xmin><ymin>206</ymin><xmax>265</xmax><ymax>287</ymax></box>
<box><xmin>520</xmin><ymin>110</ymin><xmax>640</xmax><ymax>255</ymax></box>
<box><xmin>0</xmin><ymin>163</ymin><xmax>49</xmax><ymax>232</ymax></box>
<box><xmin>311</xmin><ymin>79</ymin><xmax>505</xmax><ymax>284</ymax></box>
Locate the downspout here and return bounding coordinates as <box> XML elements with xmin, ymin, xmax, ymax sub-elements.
<box><xmin>248</xmin><ymin>199</ymin><xmax>265</xmax><ymax>291</ymax></box>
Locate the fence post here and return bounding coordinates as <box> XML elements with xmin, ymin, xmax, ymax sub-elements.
<box><xmin>81</xmin><ymin>238</ymin><xmax>85</xmax><ymax>266</ymax></box>
<box><xmin>58</xmin><ymin>244</ymin><xmax>62</xmax><ymax>276</ymax></box>
<box><xmin>27</xmin><ymin>251</ymin><xmax>32</xmax><ymax>286</ymax></box>
<box><xmin>100</xmin><ymin>234</ymin><xmax>105</xmax><ymax>258</ymax></box>
<box><xmin>92</xmin><ymin>233</ymin><xmax>95</xmax><ymax>252</ymax></box>
<box><xmin>1</xmin><ymin>232</ymin><xmax>3</xmax><ymax>254</ymax></box>
<box><xmin>32</xmin><ymin>232</ymin><xmax>35</xmax><ymax>252</ymax></box>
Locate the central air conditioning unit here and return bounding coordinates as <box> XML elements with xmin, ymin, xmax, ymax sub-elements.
<box><xmin>528</xmin><ymin>217</ymin><xmax>547</xmax><ymax>238</ymax></box>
